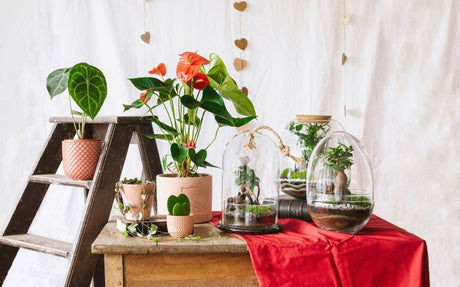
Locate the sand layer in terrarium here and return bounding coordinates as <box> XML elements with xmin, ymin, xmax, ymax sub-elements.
<box><xmin>308</xmin><ymin>201</ymin><xmax>373</xmax><ymax>234</ymax></box>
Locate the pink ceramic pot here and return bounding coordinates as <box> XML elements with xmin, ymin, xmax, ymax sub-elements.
<box><xmin>167</xmin><ymin>214</ymin><xmax>194</xmax><ymax>238</ymax></box>
<box><xmin>62</xmin><ymin>139</ymin><xmax>102</xmax><ymax>180</ymax></box>
<box><xmin>156</xmin><ymin>174</ymin><xmax>212</xmax><ymax>223</ymax></box>
<box><xmin>120</xmin><ymin>182</ymin><xmax>155</xmax><ymax>221</ymax></box>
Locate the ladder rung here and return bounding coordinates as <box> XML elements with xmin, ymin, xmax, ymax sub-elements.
<box><xmin>0</xmin><ymin>234</ymin><xmax>73</xmax><ymax>258</ymax></box>
<box><xmin>29</xmin><ymin>174</ymin><xmax>92</xmax><ymax>189</ymax></box>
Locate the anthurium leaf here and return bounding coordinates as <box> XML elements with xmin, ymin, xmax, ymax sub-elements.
<box><xmin>46</xmin><ymin>68</ymin><xmax>70</xmax><ymax>99</ymax></box>
<box><xmin>144</xmin><ymin>134</ymin><xmax>174</xmax><ymax>140</ymax></box>
<box><xmin>206</xmin><ymin>53</ymin><xmax>256</xmax><ymax>117</ymax></box>
<box><xmin>202</xmin><ymin>160</ymin><xmax>219</xmax><ymax>169</ymax></box>
<box><xmin>68</xmin><ymin>63</ymin><xmax>107</xmax><ymax>120</ymax></box>
<box><xmin>123</xmin><ymin>99</ymin><xmax>144</xmax><ymax>111</ymax></box>
<box><xmin>215</xmin><ymin>115</ymin><xmax>256</xmax><ymax>127</ymax></box>
<box><xmin>170</xmin><ymin>143</ymin><xmax>188</xmax><ymax>163</ymax></box>
<box><xmin>128</xmin><ymin>77</ymin><xmax>165</xmax><ymax>91</ymax></box>
<box><xmin>180</xmin><ymin>95</ymin><xmax>201</xmax><ymax>109</ymax></box>
<box><xmin>193</xmin><ymin>149</ymin><xmax>207</xmax><ymax>167</ymax></box>
<box><xmin>182</xmin><ymin>111</ymin><xmax>200</xmax><ymax>126</ymax></box>
<box><xmin>150</xmin><ymin>117</ymin><xmax>179</xmax><ymax>135</ymax></box>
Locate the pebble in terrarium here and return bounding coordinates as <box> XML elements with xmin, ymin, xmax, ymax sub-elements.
<box><xmin>307</xmin><ymin>131</ymin><xmax>374</xmax><ymax>234</ymax></box>
<box><xmin>219</xmin><ymin>130</ymin><xmax>281</xmax><ymax>234</ymax></box>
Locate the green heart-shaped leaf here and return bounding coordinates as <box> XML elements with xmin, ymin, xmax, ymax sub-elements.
<box><xmin>68</xmin><ymin>63</ymin><xmax>107</xmax><ymax>120</ymax></box>
<box><xmin>171</xmin><ymin>143</ymin><xmax>188</xmax><ymax>163</ymax></box>
<box><xmin>46</xmin><ymin>68</ymin><xmax>70</xmax><ymax>99</ymax></box>
<box><xmin>167</xmin><ymin>194</ymin><xmax>190</xmax><ymax>215</ymax></box>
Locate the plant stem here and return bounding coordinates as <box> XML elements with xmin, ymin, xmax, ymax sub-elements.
<box><xmin>205</xmin><ymin>126</ymin><xmax>221</xmax><ymax>150</ymax></box>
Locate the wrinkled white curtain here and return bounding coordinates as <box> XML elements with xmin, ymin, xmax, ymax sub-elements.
<box><xmin>0</xmin><ymin>0</ymin><xmax>458</xmax><ymax>286</ymax></box>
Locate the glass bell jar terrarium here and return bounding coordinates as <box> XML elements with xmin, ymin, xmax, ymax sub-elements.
<box><xmin>307</xmin><ymin>131</ymin><xmax>374</xmax><ymax>234</ymax></box>
<box><xmin>219</xmin><ymin>130</ymin><xmax>281</xmax><ymax>234</ymax></box>
<box><xmin>280</xmin><ymin>115</ymin><xmax>343</xmax><ymax>199</ymax></box>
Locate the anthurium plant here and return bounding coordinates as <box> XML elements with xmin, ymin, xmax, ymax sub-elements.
<box><xmin>46</xmin><ymin>63</ymin><xmax>107</xmax><ymax>139</ymax></box>
<box><xmin>124</xmin><ymin>52</ymin><xmax>257</xmax><ymax>177</ymax></box>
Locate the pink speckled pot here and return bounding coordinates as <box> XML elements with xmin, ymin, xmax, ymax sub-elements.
<box><xmin>62</xmin><ymin>139</ymin><xmax>102</xmax><ymax>180</ymax></box>
<box><xmin>167</xmin><ymin>214</ymin><xmax>194</xmax><ymax>238</ymax></box>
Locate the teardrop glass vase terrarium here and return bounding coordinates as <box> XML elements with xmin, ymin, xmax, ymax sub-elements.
<box><xmin>307</xmin><ymin>131</ymin><xmax>374</xmax><ymax>234</ymax></box>
<box><xmin>218</xmin><ymin>130</ymin><xmax>281</xmax><ymax>234</ymax></box>
<box><xmin>280</xmin><ymin>115</ymin><xmax>343</xmax><ymax>199</ymax></box>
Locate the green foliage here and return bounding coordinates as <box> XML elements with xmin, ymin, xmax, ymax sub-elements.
<box><xmin>46</xmin><ymin>63</ymin><xmax>107</xmax><ymax>139</ymax></box>
<box><xmin>325</xmin><ymin>143</ymin><xmax>354</xmax><ymax>172</ymax></box>
<box><xmin>290</xmin><ymin>170</ymin><xmax>307</xmax><ymax>179</ymax></box>
<box><xmin>288</xmin><ymin>121</ymin><xmax>330</xmax><ymax>163</ymax></box>
<box><xmin>120</xmin><ymin>177</ymin><xmax>151</xmax><ymax>185</ymax></box>
<box><xmin>124</xmin><ymin>52</ymin><xmax>257</xmax><ymax>177</ymax></box>
<box><xmin>280</xmin><ymin>168</ymin><xmax>290</xmax><ymax>178</ymax></box>
<box><xmin>167</xmin><ymin>194</ymin><xmax>191</xmax><ymax>216</ymax></box>
<box><xmin>327</xmin><ymin>195</ymin><xmax>371</xmax><ymax>207</ymax></box>
<box><xmin>246</xmin><ymin>205</ymin><xmax>273</xmax><ymax>216</ymax></box>
<box><xmin>235</xmin><ymin>165</ymin><xmax>260</xmax><ymax>191</ymax></box>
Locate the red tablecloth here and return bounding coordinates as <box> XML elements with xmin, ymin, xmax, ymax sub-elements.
<box><xmin>210</xmin><ymin>212</ymin><xmax>429</xmax><ymax>287</ymax></box>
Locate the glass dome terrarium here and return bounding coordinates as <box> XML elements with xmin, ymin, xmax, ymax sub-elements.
<box><xmin>307</xmin><ymin>131</ymin><xmax>374</xmax><ymax>234</ymax></box>
<box><xmin>219</xmin><ymin>130</ymin><xmax>281</xmax><ymax>234</ymax></box>
<box><xmin>280</xmin><ymin>115</ymin><xmax>343</xmax><ymax>199</ymax></box>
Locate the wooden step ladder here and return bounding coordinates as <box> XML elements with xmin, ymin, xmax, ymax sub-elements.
<box><xmin>0</xmin><ymin>116</ymin><xmax>163</xmax><ymax>286</ymax></box>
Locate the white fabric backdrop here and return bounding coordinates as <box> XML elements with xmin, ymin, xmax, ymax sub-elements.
<box><xmin>1</xmin><ymin>0</ymin><xmax>458</xmax><ymax>286</ymax></box>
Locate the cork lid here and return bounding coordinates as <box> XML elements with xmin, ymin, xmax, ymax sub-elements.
<box><xmin>296</xmin><ymin>115</ymin><xmax>331</xmax><ymax>123</ymax></box>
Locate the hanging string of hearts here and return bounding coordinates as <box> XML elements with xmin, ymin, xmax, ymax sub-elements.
<box><xmin>233</xmin><ymin>1</ymin><xmax>249</xmax><ymax>96</ymax></box>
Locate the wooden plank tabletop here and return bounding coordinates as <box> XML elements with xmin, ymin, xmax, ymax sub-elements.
<box><xmin>91</xmin><ymin>220</ymin><xmax>249</xmax><ymax>255</ymax></box>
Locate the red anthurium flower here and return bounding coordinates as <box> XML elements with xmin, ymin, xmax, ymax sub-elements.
<box><xmin>176</xmin><ymin>52</ymin><xmax>209</xmax><ymax>83</ymax></box>
<box><xmin>184</xmin><ymin>140</ymin><xmax>196</xmax><ymax>149</ymax></box>
<box><xmin>188</xmin><ymin>73</ymin><xmax>210</xmax><ymax>90</ymax></box>
<box><xmin>140</xmin><ymin>90</ymin><xmax>152</xmax><ymax>104</ymax></box>
<box><xmin>148</xmin><ymin>63</ymin><xmax>166</xmax><ymax>76</ymax></box>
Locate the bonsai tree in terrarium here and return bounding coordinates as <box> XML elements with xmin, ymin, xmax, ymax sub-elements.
<box><xmin>325</xmin><ymin>143</ymin><xmax>353</xmax><ymax>201</ymax></box>
<box><xmin>235</xmin><ymin>161</ymin><xmax>260</xmax><ymax>205</ymax></box>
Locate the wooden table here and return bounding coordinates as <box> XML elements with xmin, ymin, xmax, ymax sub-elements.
<box><xmin>91</xmin><ymin>220</ymin><xmax>258</xmax><ymax>286</ymax></box>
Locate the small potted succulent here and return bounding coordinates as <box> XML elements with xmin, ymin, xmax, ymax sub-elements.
<box><xmin>307</xmin><ymin>132</ymin><xmax>374</xmax><ymax>234</ymax></box>
<box><xmin>166</xmin><ymin>194</ymin><xmax>194</xmax><ymax>238</ymax></box>
<box><xmin>115</xmin><ymin>177</ymin><xmax>155</xmax><ymax>221</ymax></box>
<box><xmin>46</xmin><ymin>63</ymin><xmax>107</xmax><ymax>180</ymax></box>
<box><xmin>124</xmin><ymin>52</ymin><xmax>257</xmax><ymax>223</ymax></box>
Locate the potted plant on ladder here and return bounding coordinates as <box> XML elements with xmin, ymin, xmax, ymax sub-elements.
<box><xmin>124</xmin><ymin>51</ymin><xmax>257</xmax><ymax>223</ymax></box>
<box><xmin>46</xmin><ymin>62</ymin><xmax>107</xmax><ymax>180</ymax></box>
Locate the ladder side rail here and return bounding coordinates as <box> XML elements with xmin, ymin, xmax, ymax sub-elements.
<box><xmin>0</xmin><ymin>123</ymin><xmax>74</xmax><ymax>283</ymax></box>
<box><xmin>64</xmin><ymin>123</ymin><xmax>134</xmax><ymax>287</ymax></box>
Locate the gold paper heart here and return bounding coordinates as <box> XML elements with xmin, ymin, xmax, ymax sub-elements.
<box><xmin>141</xmin><ymin>32</ymin><xmax>150</xmax><ymax>44</ymax></box>
<box><xmin>241</xmin><ymin>87</ymin><xmax>248</xmax><ymax>96</ymax></box>
<box><xmin>233</xmin><ymin>58</ymin><xmax>247</xmax><ymax>71</ymax></box>
<box><xmin>342</xmin><ymin>53</ymin><xmax>347</xmax><ymax>65</ymax></box>
<box><xmin>234</xmin><ymin>38</ymin><xmax>248</xmax><ymax>50</ymax></box>
<box><xmin>233</xmin><ymin>1</ymin><xmax>247</xmax><ymax>12</ymax></box>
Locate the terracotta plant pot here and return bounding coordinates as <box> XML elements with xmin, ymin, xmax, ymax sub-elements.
<box><xmin>156</xmin><ymin>174</ymin><xmax>212</xmax><ymax>223</ymax></box>
<box><xmin>120</xmin><ymin>182</ymin><xmax>155</xmax><ymax>221</ymax></box>
<box><xmin>167</xmin><ymin>214</ymin><xmax>194</xmax><ymax>238</ymax></box>
<box><xmin>62</xmin><ymin>139</ymin><xmax>102</xmax><ymax>180</ymax></box>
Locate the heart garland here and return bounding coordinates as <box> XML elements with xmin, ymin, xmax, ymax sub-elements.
<box><xmin>233</xmin><ymin>58</ymin><xmax>247</xmax><ymax>71</ymax></box>
<box><xmin>141</xmin><ymin>32</ymin><xmax>150</xmax><ymax>44</ymax></box>
<box><xmin>234</xmin><ymin>38</ymin><xmax>248</xmax><ymax>50</ymax></box>
<box><xmin>233</xmin><ymin>1</ymin><xmax>247</xmax><ymax>12</ymax></box>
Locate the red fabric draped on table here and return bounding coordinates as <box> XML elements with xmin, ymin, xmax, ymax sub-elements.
<box><xmin>210</xmin><ymin>212</ymin><xmax>429</xmax><ymax>287</ymax></box>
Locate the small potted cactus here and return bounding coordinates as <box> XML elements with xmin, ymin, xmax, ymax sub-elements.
<box><xmin>166</xmin><ymin>194</ymin><xmax>194</xmax><ymax>238</ymax></box>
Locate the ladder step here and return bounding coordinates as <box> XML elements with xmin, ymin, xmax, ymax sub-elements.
<box><xmin>0</xmin><ymin>234</ymin><xmax>73</xmax><ymax>258</ymax></box>
<box><xmin>29</xmin><ymin>174</ymin><xmax>93</xmax><ymax>189</ymax></box>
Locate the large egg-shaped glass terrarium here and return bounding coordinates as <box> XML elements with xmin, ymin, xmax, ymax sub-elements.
<box><xmin>219</xmin><ymin>130</ymin><xmax>281</xmax><ymax>234</ymax></box>
<box><xmin>280</xmin><ymin>115</ymin><xmax>343</xmax><ymax>199</ymax></box>
<box><xmin>307</xmin><ymin>131</ymin><xmax>374</xmax><ymax>234</ymax></box>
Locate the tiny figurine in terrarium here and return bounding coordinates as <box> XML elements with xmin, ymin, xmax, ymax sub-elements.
<box><xmin>280</xmin><ymin>115</ymin><xmax>343</xmax><ymax>198</ymax></box>
<box><xmin>307</xmin><ymin>131</ymin><xmax>374</xmax><ymax>234</ymax></box>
